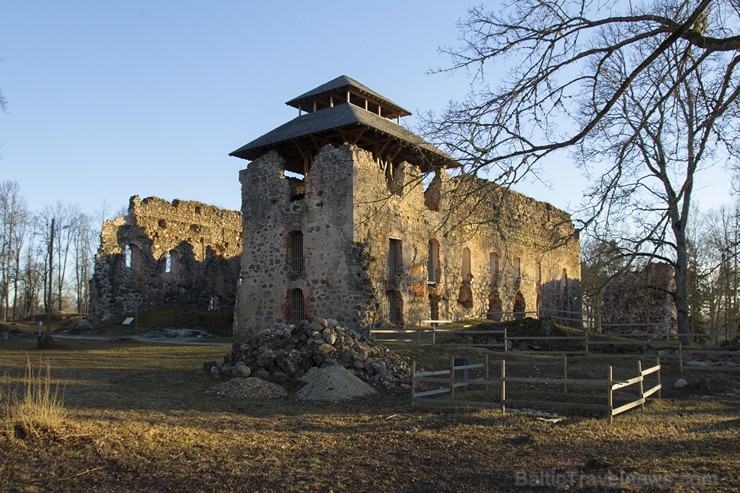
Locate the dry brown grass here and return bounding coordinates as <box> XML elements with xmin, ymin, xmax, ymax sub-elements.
<box><xmin>2</xmin><ymin>357</ymin><xmax>67</xmax><ymax>439</ymax></box>
<box><xmin>0</xmin><ymin>336</ymin><xmax>737</xmax><ymax>492</ymax></box>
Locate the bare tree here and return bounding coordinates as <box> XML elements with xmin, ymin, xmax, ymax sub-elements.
<box><xmin>427</xmin><ymin>0</ymin><xmax>739</xmax><ymax>342</ymax></box>
<box><xmin>0</xmin><ymin>181</ymin><xmax>29</xmax><ymax>321</ymax></box>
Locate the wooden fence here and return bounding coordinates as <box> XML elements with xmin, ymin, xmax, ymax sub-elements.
<box><xmin>373</xmin><ymin>325</ymin><xmax>737</xmax><ymax>371</ymax></box>
<box><xmin>411</xmin><ymin>355</ymin><xmax>662</xmax><ymax>423</ymax></box>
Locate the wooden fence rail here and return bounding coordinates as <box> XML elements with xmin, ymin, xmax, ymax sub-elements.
<box><xmin>412</xmin><ymin>356</ymin><xmax>662</xmax><ymax>422</ymax></box>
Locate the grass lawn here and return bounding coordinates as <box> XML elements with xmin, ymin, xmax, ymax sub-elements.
<box><xmin>0</xmin><ymin>334</ymin><xmax>738</xmax><ymax>492</ymax></box>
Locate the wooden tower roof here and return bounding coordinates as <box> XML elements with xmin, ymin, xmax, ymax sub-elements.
<box><xmin>230</xmin><ymin>76</ymin><xmax>455</xmax><ymax>174</ymax></box>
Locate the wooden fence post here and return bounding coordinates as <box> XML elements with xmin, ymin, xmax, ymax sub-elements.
<box><xmin>585</xmin><ymin>330</ymin><xmax>590</xmax><ymax>353</ymax></box>
<box><xmin>563</xmin><ymin>354</ymin><xmax>568</xmax><ymax>397</ymax></box>
<box><xmin>411</xmin><ymin>360</ymin><xmax>416</xmax><ymax>399</ymax></box>
<box><xmin>657</xmin><ymin>357</ymin><xmax>662</xmax><ymax>399</ymax></box>
<box><xmin>501</xmin><ymin>360</ymin><xmax>506</xmax><ymax>414</ymax></box>
<box><xmin>679</xmin><ymin>343</ymin><xmax>683</xmax><ymax>373</ymax></box>
<box><xmin>638</xmin><ymin>360</ymin><xmax>644</xmax><ymax>411</ymax></box>
<box><xmin>504</xmin><ymin>328</ymin><xmax>508</xmax><ymax>353</ymax></box>
<box><xmin>450</xmin><ymin>355</ymin><xmax>455</xmax><ymax>400</ymax></box>
<box><xmin>608</xmin><ymin>366</ymin><xmax>614</xmax><ymax>424</ymax></box>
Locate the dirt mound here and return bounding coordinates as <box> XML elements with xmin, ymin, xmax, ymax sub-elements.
<box><xmin>206</xmin><ymin>377</ymin><xmax>287</xmax><ymax>399</ymax></box>
<box><xmin>296</xmin><ymin>365</ymin><xmax>376</xmax><ymax>401</ymax></box>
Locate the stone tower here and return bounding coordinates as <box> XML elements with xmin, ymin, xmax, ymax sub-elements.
<box><xmin>230</xmin><ymin>76</ymin><xmax>581</xmax><ymax>336</ymax></box>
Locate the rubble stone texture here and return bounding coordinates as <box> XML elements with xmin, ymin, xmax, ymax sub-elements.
<box><xmin>225</xmin><ymin>318</ymin><xmax>411</xmax><ymax>388</ymax></box>
<box><xmin>601</xmin><ymin>262</ymin><xmax>677</xmax><ymax>338</ymax></box>
<box><xmin>89</xmin><ymin>195</ymin><xmax>242</xmax><ymax>322</ymax></box>
<box><xmin>234</xmin><ymin>144</ymin><xmax>581</xmax><ymax>335</ymax></box>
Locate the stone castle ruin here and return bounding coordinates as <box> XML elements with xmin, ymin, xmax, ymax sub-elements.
<box><xmin>89</xmin><ymin>195</ymin><xmax>242</xmax><ymax>322</ymax></box>
<box><xmin>229</xmin><ymin>76</ymin><xmax>582</xmax><ymax>336</ymax></box>
<box><xmin>601</xmin><ymin>262</ymin><xmax>677</xmax><ymax>338</ymax></box>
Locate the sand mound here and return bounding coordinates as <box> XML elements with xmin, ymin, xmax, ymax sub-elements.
<box><xmin>206</xmin><ymin>377</ymin><xmax>287</xmax><ymax>399</ymax></box>
<box><xmin>297</xmin><ymin>365</ymin><xmax>376</xmax><ymax>401</ymax></box>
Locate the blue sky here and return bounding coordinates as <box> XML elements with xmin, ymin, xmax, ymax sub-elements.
<box><xmin>0</xmin><ymin>1</ymin><xmax>733</xmax><ymax>219</ymax></box>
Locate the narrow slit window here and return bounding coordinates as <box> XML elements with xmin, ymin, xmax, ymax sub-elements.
<box><xmin>289</xmin><ymin>231</ymin><xmax>305</xmax><ymax>274</ymax></box>
<box><xmin>490</xmin><ymin>252</ymin><xmax>499</xmax><ymax>288</ymax></box>
<box><xmin>389</xmin><ymin>239</ymin><xmax>403</xmax><ymax>278</ymax></box>
<box><xmin>427</xmin><ymin>239</ymin><xmax>440</xmax><ymax>283</ymax></box>
<box><xmin>462</xmin><ymin>247</ymin><xmax>471</xmax><ymax>282</ymax></box>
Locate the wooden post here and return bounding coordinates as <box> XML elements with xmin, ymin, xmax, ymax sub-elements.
<box><xmin>485</xmin><ymin>354</ymin><xmax>490</xmax><ymax>392</ymax></box>
<box><xmin>504</xmin><ymin>328</ymin><xmax>508</xmax><ymax>353</ymax></box>
<box><xmin>585</xmin><ymin>330</ymin><xmax>589</xmax><ymax>353</ymax></box>
<box><xmin>411</xmin><ymin>360</ymin><xmax>416</xmax><ymax>398</ymax></box>
<box><xmin>450</xmin><ymin>355</ymin><xmax>455</xmax><ymax>400</ymax></box>
<box><xmin>656</xmin><ymin>357</ymin><xmax>662</xmax><ymax>399</ymax></box>
<box><xmin>608</xmin><ymin>366</ymin><xmax>613</xmax><ymax>424</ymax></box>
<box><xmin>679</xmin><ymin>343</ymin><xmax>683</xmax><ymax>373</ymax></box>
<box><xmin>501</xmin><ymin>360</ymin><xmax>506</xmax><ymax>414</ymax></box>
<box><xmin>432</xmin><ymin>323</ymin><xmax>436</xmax><ymax>345</ymax></box>
<box><xmin>563</xmin><ymin>354</ymin><xmax>568</xmax><ymax>397</ymax></box>
<box><xmin>638</xmin><ymin>360</ymin><xmax>644</xmax><ymax>411</ymax></box>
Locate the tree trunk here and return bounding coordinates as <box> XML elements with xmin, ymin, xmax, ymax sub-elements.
<box><xmin>673</xmin><ymin>221</ymin><xmax>690</xmax><ymax>345</ymax></box>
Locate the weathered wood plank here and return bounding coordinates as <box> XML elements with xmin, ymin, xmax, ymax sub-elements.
<box><xmin>612</xmin><ymin>398</ymin><xmax>645</xmax><ymax>416</ymax></box>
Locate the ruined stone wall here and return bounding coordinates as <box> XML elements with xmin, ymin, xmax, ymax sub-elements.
<box><xmin>602</xmin><ymin>262</ymin><xmax>677</xmax><ymax>338</ymax></box>
<box><xmin>351</xmin><ymin>148</ymin><xmax>581</xmax><ymax>328</ymax></box>
<box><xmin>89</xmin><ymin>196</ymin><xmax>242</xmax><ymax>322</ymax></box>
<box><xmin>235</xmin><ymin>144</ymin><xmax>581</xmax><ymax>335</ymax></box>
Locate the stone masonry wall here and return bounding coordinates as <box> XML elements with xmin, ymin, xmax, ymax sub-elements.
<box><xmin>234</xmin><ymin>148</ymin><xmax>370</xmax><ymax>332</ymax></box>
<box><xmin>89</xmin><ymin>195</ymin><xmax>242</xmax><ymax>322</ymax></box>
<box><xmin>234</xmin><ymin>144</ymin><xmax>581</xmax><ymax>336</ymax></box>
<box><xmin>602</xmin><ymin>262</ymin><xmax>677</xmax><ymax>338</ymax></box>
<box><xmin>351</xmin><ymin>148</ymin><xmax>581</xmax><ymax>328</ymax></box>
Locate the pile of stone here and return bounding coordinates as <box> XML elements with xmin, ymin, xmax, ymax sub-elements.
<box><xmin>221</xmin><ymin>318</ymin><xmax>411</xmax><ymax>388</ymax></box>
<box><xmin>206</xmin><ymin>377</ymin><xmax>287</xmax><ymax>399</ymax></box>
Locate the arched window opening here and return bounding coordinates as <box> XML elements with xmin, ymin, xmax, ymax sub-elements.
<box><xmin>461</xmin><ymin>247</ymin><xmax>472</xmax><ymax>283</ymax></box>
<box><xmin>124</xmin><ymin>244</ymin><xmax>141</xmax><ymax>271</ymax></box>
<box><xmin>124</xmin><ymin>245</ymin><xmax>132</xmax><ymax>268</ymax></box>
<box><xmin>560</xmin><ymin>268</ymin><xmax>570</xmax><ymax>314</ymax></box>
<box><xmin>427</xmin><ymin>239</ymin><xmax>440</xmax><ymax>284</ymax></box>
<box><xmin>386</xmin><ymin>290</ymin><xmax>404</xmax><ymax>325</ymax></box>
<box><xmin>165</xmin><ymin>249</ymin><xmax>179</xmax><ymax>276</ymax></box>
<box><xmin>513</xmin><ymin>292</ymin><xmax>526</xmax><ymax>319</ymax></box>
<box><xmin>488</xmin><ymin>292</ymin><xmax>503</xmax><ymax>321</ymax></box>
<box><xmin>490</xmin><ymin>252</ymin><xmax>500</xmax><ymax>289</ymax></box>
<box><xmin>289</xmin><ymin>289</ymin><xmax>306</xmax><ymax>324</ymax></box>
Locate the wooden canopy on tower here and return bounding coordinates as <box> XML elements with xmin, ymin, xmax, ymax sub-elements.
<box><xmin>229</xmin><ymin>75</ymin><xmax>456</xmax><ymax>174</ymax></box>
